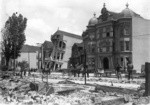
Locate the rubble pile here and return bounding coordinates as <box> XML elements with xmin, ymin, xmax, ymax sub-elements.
<box><xmin>0</xmin><ymin>77</ymin><xmax>99</xmax><ymax>105</ymax></box>
<box><xmin>57</xmin><ymin>79</ymin><xmax>76</xmax><ymax>84</ymax></box>
<box><xmin>49</xmin><ymin>73</ymin><xmax>144</xmax><ymax>85</ymax></box>
<box><xmin>0</xmin><ymin>73</ymin><xmax>149</xmax><ymax>105</ymax></box>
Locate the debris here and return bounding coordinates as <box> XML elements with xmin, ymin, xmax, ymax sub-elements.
<box><xmin>29</xmin><ymin>82</ymin><xmax>39</xmax><ymax>91</ymax></box>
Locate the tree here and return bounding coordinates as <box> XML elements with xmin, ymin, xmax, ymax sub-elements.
<box><xmin>18</xmin><ymin>61</ymin><xmax>29</xmax><ymax>78</ymax></box>
<box><xmin>1</xmin><ymin>13</ymin><xmax>27</xmax><ymax>67</ymax></box>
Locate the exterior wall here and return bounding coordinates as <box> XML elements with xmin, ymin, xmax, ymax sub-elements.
<box><xmin>132</xmin><ymin>17</ymin><xmax>150</xmax><ymax>73</ymax></box>
<box><xmin>51</xmin><ymin>31</ymin><xmax>82</xmax><ymax>71</ymax></box>
<box><xmin>114</xmin><ymin>18</ymin><xmax>132</xmax><ymax>71</ymax></box>
<box><xmin>87</xmin><ymin>27</ymin><xmax>96</xmax><ymax>71</ymax></box>
<box><xmin>70</xmin><ymin>44</ymin><xmax>84</xmax><ymax>68</ymax></box>
<box><xmin>96</xmin><ymin>21</ymin><xmax>114</xmax><ymax>71</ymax></box>
<box><xmin>62</xmin><ymin>35</ymin><xmax>82</xmax><ymax>69</ymax></box>
<box><xmin>17</xmin><ymin>52</ymin><xmax>38</xmax><ymax>69</ymax></box>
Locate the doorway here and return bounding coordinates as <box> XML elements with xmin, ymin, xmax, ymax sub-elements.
<box><xmin>103</xmin><ymin>57</ymin><xmax>109</xmax><ymax>69</ymax></box>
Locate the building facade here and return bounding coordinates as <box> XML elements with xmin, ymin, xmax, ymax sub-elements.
<box><xmin>16</xmin><ymin>45</ymin><xmax>40</xmax><ymax>69</ymax></box>
<box><xmin>51</xmin><ymin>30</ymin><xmax>82</xmax><ymax>71</ymax></box>
<box><xmin>82</xmin><ymin>3</ymin><xmax>150</xmax><ymax>73</ymax></box>
<box><xmin>69</xmin><ymin>43</ymin><xmax>84</xmax><ymax>68</ymax></box>
<box><xmin>41</xmin><ymin>41</ymin><xmax>53</xmax><ymax>69</ymax></box>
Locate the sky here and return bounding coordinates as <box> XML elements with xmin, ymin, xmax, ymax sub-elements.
<box><xmin>0</xmin><ymin>0</ymin><xmax>150</xmax><ymax>46</ymax></box>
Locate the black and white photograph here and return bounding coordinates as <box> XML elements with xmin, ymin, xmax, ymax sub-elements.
<box><xmin>0</xmin><ymin>0</ymin><xmax>150</xmax><ymax>105</ymax></box>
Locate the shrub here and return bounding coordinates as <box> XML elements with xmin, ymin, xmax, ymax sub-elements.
<box><xmin>1</xmin><ymin>65</ymin><xmax>8</xmax><ymax>71</ymax></box>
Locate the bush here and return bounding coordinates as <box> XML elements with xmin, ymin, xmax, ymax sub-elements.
<box><xmin>1</xmin><ymin>65</ymin><xmax>8</xmax><ymax>71</ymax></box>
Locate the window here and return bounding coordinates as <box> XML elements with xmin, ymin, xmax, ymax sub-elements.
<box><xmin>100</xmin><ymin>48</ymin><xmax>102</xmax><ymax>52</ymax></box>
<box><xmin>120</xmin><ymin>41</ymin><xmax>124</xmax><ymax>51</ymax></box>
<box><xmin>103</xmin><ymin>47</ymin><xmax>106</xmax><ymax>52</ymax></box>
<box><xmin>103</xmin><ymin>27</ymin><xmax>106</xmax><ymax>32</ymax></box>
<box><xmin>110</xmin><ymin>47</ymin><xmax>112</xmax><ymax>52</ymax></box>
<box><xmin>125</xmin><ymin>41</ymin><xmax>130</xmax><ymax>51</ymax></box>
<box><xmin>124</xmin><ymin>28</ymin><xmax>130</xmax><ymax>35</ymax></box>
<box><xmin>97</xmin><ymin>48</ymin><xmax>100</xmax><ymax>52</ymax></box>
<box><xmin>97</xmin><ymin>41</ymin><xmax>99</xmax><ymax>47</ymax></box>
<box><xmin>57</xmin><ymin>53</ymin><xmax>60</xmax><ymax>60</ymax></box>
<box><xmin>106</xmin><ymin>47</ymin><xmax>109</xmax><ymax>52</ymax></box>
<box><xmin>110</xmin><ymin>32</ymin><xmax>113</xmax><ymax>37</ymax></box>
<box><xmin>121</xmin><ymin>57</ymin><xmax>124</xmax><ymax>66</ymax></box>
<box><xmin>110</xmin><ymin>26</ymin><xmax>113</xmax><ymax>31</ymax></box>
<box><xmin>102</xmin><ymin>33</ymin><xmax>106</xmax><ymax>37</ymax></box>
<box><xmin>62</xmin><ymin>42</ymin><xmax>66</xmax><ymax>49</ymax></box>
<box><xmin>92</xmin><ymin>47</ymin><xmax>95</xmax><ymax>53</ymax></box>
<box><xmin>56</xmin><ymin>35</ymin><xmax>59</xmax><ymax>38</ymax></box>
<box><xmin>59</xmin><ymin>41</ymin><xmax>62</xmax><ymax>48</ymax></box>
<box><xmin>106</xmin><ymin>32</ymin><xmax>110</xmax><ymax>37</ymax></box>
<box><xmin>61</xmin><ymin>53</ymin><xmax>64</xmax><ymax>60</ymax></box>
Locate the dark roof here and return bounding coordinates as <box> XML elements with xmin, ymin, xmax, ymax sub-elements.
<box><xmin>20</xmin><ymin>45</ymin><xmax>40</xmax><ymax>53</ymax></box>
<box><xmin>108</xmin><ymin>11</ymin><xmax>122</xmax><ymax>20</ymax></box>
<box><xmin>42</xmin><ymin>40</ymin><xmax>53</xmax><ymax>49</ymax></box>
<box><xmin>54</xmin><ymin>30</ymin><xmax>82</xmax><ymax>40</ymax></box>
<box><xmin>74</xmin><ymin>42</ymin><xmax>84</xmax><ymax>47</ymax></box>
<box><xmin>99</xmin><ymin>10</ymin><xmax>142</xmax><ymax>21</ymax></box>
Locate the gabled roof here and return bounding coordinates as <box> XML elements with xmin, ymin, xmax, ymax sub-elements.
<box><xmin>21</xmin><ymin>45</ymin><xmax>40</xmax><ymax>53</ymax></box>
<box><xmin>54</xmin><ymin>30</ymin><xmax>82</xmax><ymax>40</ymax></box>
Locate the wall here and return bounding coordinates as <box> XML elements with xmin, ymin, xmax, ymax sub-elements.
<box><xmin>17</xmin><ymin>52</ymin><xmax>38</xmax><ymax>69</ymax></box>
<box><xmin>62</xmin><ymin>35</ymin><xmax>82</xmax><ymax>69</ymax></box>
<box><xmin>132</xmin><ymin>17</ymin><xmax>150</xmax><ymax>73</ymax></box>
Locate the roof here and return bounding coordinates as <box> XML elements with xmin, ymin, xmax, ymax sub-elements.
<box><xmin>20</xmin><ymin>45</ymin><xmax>40</xmax><ymax>53</ymax></box>
<box><xmin>74</xmin><ymin>42</ymin><xmax>84</xmax><ymax>47</ymax></box>
<box><xmin>42</xmin><ymin>40</ymin><xmax>53</xmax><ymax>49</ymax></box>
<box><xmin>108</xmin><ymin>11</ymin><xmax>122</xmax><ymax>20</ymax></box>
<box><xmin>98</xmin><ymin>4</ymin><xmax>142</xmax><ymax>22</ymax></box>
<box><xmin>53</xmin><ymin>30</ymin><xmax>82</xmax><ymax>40</ymax></box>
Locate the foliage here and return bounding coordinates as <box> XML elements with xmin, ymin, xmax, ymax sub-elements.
<box><xmin>1</xmin><ymin>12</ymin><xmax>27</xmax><ymax>66</ymax></box>
<box><xmin>18</xmin><ymin>61</ymin><xmax>29</xmax><ymax>78</ymax></box>
<box><xmin>69</xmin><ymin>57</ymin><xmax>76</xmax><ymax>68</ymax></box>
<box><xmin>18</xmin><ymin>61</ymin><xmax>29</xmax><ymax>71</ymax></box>
<box><xmin>1</xmin><ymin>65</ymin><xmax>8</xmax><ymax>71</ymax></box>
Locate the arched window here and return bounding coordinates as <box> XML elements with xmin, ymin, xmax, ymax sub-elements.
<box><xmin>62</xmin><ymin>42</ymin><xmax>66</xmax><ymax>49</ymax></box>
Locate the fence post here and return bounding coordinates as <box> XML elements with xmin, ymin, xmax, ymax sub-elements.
<box><xmin>145</xmin><ymin>62</ymin><xmax>150</xmax><ymax>96</ymax></box>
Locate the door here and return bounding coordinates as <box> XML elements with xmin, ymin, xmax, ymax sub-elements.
<box><xmin>103</xmin><ymin>57</ymin><xmax>109</xmax><ymax>69</ymax></box>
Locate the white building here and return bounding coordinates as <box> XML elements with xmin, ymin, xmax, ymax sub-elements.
<box><xmin>51</xmin><ymin>30</ymin><xmax>82</xmax><ymax>70</ymax></box>
<box><xmin>17</xmin><ymin>45</ymin><xmax>40</xmax><ymax>69</ymax></box>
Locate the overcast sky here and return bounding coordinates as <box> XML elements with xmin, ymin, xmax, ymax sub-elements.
<box><xmin>0</xmin><ymin>0</ymin><xmax>150</xmax><ymax>45</ymax></box>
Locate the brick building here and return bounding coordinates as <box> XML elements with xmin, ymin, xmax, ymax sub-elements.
<box><xmin>82</xmin><ymin>3</ymin><xmax>150</xmax><ymax>73</ymax></box>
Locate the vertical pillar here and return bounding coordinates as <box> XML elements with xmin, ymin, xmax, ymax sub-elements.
<box><xmin>53</xmin><ymin>64</ymin><xmax>56</xmax><ymax>71</ymax></box>
<box><xmin>145</xmin><ymin>62</ymin><xmax>150</xmax><ymax>96</ymax></box>
<box><xmin>60</xmin><ymin>53</ymin><xmax>61</xmax><ymax>61</ymax></box>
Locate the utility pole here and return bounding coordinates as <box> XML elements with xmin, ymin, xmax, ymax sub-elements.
<box><xmin>28</xmin><ymin>46</ymin><xmax>30</xmax><ymax>76</ymax></box>
<box><xmin>84</xmin><ymin>48</ymin><xmax>87</xmax><ymax>85</ymax></box>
